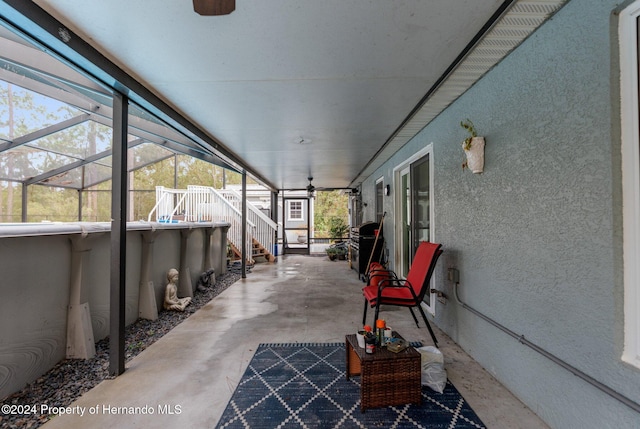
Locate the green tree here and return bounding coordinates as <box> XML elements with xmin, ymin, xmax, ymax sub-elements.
<box><xmin>314</xmin><ymin>190</ymin><xmax>349</xmax><ymax>238</ymax></box>
<box><xmin>0</xmin><ymin>83</ymin><xmax>86</xmax><ymax>221</ymax></box>
<box><xmin>28</xmin><ymin>186</ymin><xmax>78</xmax><ymax>222</ymax></box>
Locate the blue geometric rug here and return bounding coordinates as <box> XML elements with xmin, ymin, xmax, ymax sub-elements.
<box><xmin>215</xmin><ymin>343</ymin><xmax>486</xmax><ymax>429</ymax></box>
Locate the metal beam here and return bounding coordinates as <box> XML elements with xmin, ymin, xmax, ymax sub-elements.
<box><xmin>15</xmin><ymin>119</ymin><xmax>230</xmax><ymax>189</ymax></box>
<box><xmin>109</xmin><ymin>91</ymin><xmax>127</xmax><ymax>376</ymax></box>
<box><xmin>77</xmin><ymin>187</ymin><xmax>82</xmax><ymax>221</ymax></box>
<box><xmin>21</xmin><ymin>182</ymin><xmax>26</xmax><ymax>222</ymax></box>
<box><xmin>23</xmin><ymin>138</ymin><xmax>145</xmax><ymax>186</ymax></box>
<box><xmin>0</xmin><ymin>113</ymin><xmax>90</xmax><ymax>153</ymax></box>
<box><xmin>271</xmin><ymin>190</ymin><xmax>278</xmax><ymax>257</ymax></box>
<box><xmin>0</xmin><ymin>36</ymin><xmax>106</xmax><ymax>93</ymax></box>
<box><xmin>241</xmin><ymin>171</ymin><xmax>247</xmax><ymax>278</ymax></box>
<box><xmin>89</xmin><ymin>108</ymin><xmax>236</xmax><ymax>171</ymax></box>
<box><xmin>81</xmin><ymin>153</ymin><xmax>175</xmax><ymax>190</ymax></box>
<box><xmin>0</xmin><ymin>60</ymin><xmax>103</xmax><ymax>114</ymax></box>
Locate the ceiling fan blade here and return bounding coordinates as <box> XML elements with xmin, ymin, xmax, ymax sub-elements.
<box><xmin>193</xmin><ymin>0</ymin><xmax>235</xmax><ymax>16</ymax></box>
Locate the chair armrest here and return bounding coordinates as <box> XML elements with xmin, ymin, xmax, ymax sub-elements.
<box><xmin>378</xmin><ymin>277</ymin><xmax>410</xmax><ymax>290</ymax></box>
<box><xmin>367</xmin><ymin>270</ymin><xmax>398</xmax><ymax>286</ymax></box>
<box><xmin>369</xmin><ymin>271</ymin><xmax>398</xmax><ymax>281</ymax></box>
<box><xmin>376</xmin><ymin>278</ymin><xmax>420</xmax><ymax>301</ymax></box>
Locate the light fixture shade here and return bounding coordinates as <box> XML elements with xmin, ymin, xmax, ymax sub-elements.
<box><xmin>193</xmin><ymin>0</ymin><xmax>235</xmax><ymax>15</ymax></box>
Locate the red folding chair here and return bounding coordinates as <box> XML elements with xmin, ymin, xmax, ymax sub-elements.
<box><xmin>362</xmin><ymin>241</ymin><xmax>442</xmax><ymax>346</ymax></box>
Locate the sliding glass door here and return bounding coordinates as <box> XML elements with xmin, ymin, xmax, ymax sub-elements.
<box><xmin>395</xmin><ymin>145</ymin><xmax>434</xmax><ymax>310</ymax></box>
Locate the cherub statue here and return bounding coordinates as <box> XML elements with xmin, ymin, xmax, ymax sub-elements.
<box><xmin>163</xmin><ymin>268</ymin><xmax>192</xmax><ymax>311</ymax></box>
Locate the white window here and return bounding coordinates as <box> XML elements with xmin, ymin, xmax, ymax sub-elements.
<box><xmin>287</xmin><ymin>200</ymin><xmax>303</xmax><ymax>221</ymax></box>
<box><xmin>619</xmin><ymin>0</ymin><xmax>640</xmax><ymax>369</ymax></box>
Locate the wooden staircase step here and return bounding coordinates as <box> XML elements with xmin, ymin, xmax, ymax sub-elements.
<box><xmin>228</xmin><ymin>239</ymin><xmax>276</xmax><ymax>263</ymax></box>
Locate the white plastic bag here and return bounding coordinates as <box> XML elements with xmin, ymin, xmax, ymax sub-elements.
<box><xmin>417</xmin><ymin>346</ymin><xmax>447</xmax><ymax>393</ymax></box>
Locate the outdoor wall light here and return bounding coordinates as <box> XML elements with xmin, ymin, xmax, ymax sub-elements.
<box><xmin>384</xmin><ymin>184</ymin><xmax>390</xmax><ymax>196</ymax></box>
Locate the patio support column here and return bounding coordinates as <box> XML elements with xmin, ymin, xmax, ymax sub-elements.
<box><xmin>78</xmin><ymin>188</ymin><xmax>83</xmax><ymax>221</ymax></box>
<box><xmin>241</xmin><ymin>170</ymin><xmax>247</xmax><ymax>278</ymax></box>
<box><xmin>174</xmin><ymin>153</ymin><xmax>178</xmax><ymax>188</ymax></box>
<box><xmin>21</xmin><ymin>183</ymin><xmax>27</xmax><ymax>222</ymax></box>
<box><xmin>271</xmin><ymin>190</ymin><xmax>278</xmax><ymax>255</ymax></box>
<box><xmin>281</xmin><ymin>191</ymin><xmax>286</xmax><ymax>254</ymax></box>
<box><xmin>109</xmin><ymin>91</ymin><xmax>128</xmax><ymax>376</ymax></box>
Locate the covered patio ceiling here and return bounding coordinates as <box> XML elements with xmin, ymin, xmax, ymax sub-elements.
<box><xmin>1</xmin><ymin>0</ymin><xmax>566</xmax><ymax>192</ymax></box>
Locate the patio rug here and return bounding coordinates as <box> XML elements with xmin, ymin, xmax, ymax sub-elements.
<box><xmin>215</xmin><ymin>343</ymin><xmax>486</xmax><ymax>429</ymax></box>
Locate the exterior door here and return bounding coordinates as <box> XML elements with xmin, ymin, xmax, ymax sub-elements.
<box><xmin>396</xmin><ymin>149</ymin><xmax>433</xmax><ymax>309</ymax></box>
<box><xmin>283</xmin><ymin>197</ymin><xmax>310</xmax><ymax>254</ymax></box>
<box><xmin>399</xmin><ymin>165</ymin><xmax>412</xmax><ymax>277</ymax></box>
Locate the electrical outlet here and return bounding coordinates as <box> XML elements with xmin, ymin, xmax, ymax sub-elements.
<box><xmin>448</xmin><ymin>267</ymin><xmax>459</xmax><ymax>283</ymax></box>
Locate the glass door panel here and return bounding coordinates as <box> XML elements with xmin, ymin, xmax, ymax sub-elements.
<box><xmin>411</xmin><ymin>155</ymin><xmax>431</xmax><ymax>307</ymax></box>
<box><xmin>396</xmin><ymin>152</ymin><xmax>433</xmax><ymax>308</ymax></box>
<box><xmin>411</xmin><ymin>155</ymin><xmax>430</xmax><ymax>249</ymax></box>
<box><xmin>400</xmin><ymin>166</ymin><xmax>411</xmax><ymax>277</ymax></box>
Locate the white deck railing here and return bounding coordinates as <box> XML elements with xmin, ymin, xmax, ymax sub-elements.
<box><xmin>216</xmin><ymin>189</ymin><xmax>278</xmax><ymax>255</ymax></box>
<box><xmin>148</xmin><ymin>186</ymin><xmax>277</xmax><ymax>261</ymax></box>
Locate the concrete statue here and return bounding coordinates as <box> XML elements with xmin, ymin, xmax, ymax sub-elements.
<box><xmin>163</xmin><ymin>268</ymin><xmax>192</xmax><ymax>311</ymax></box>
<box><xmin>196</xmin><ymin>268</ymin><xmax>216</xmax><ymax>292</ymax></box>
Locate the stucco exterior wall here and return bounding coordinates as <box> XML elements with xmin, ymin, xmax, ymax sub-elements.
<box><xmin>360</xmin><ymin>0</ymin><xmax>640</xmax><ymax>427</ymax></box>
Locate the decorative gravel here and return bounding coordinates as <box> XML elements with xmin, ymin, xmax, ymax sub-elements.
<box><xmin>0</xmin><ymin>271</ymin><xmax>241</xmax><ymax>429</ymax></box>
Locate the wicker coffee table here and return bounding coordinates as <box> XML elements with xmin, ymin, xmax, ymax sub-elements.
<box><xmin>345</xmin><ymin>333</ymin><xmax>421</xmax><ymax>411</ymax></box>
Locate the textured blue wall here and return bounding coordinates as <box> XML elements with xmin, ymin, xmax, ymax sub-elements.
<box><xmin>361</xmin><ymin>0</ymin><xmax>640</xmax><ymax>427</ymax></box>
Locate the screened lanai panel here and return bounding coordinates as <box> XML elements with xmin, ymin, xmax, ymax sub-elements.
<box><xmin>130</xmin><ymin>142</ymin><xmax>174</xmax><ymax>169</ymax></box>
<box><xmin>0</xmin><ymin>57</ymin><xmax>102</xmax><ymax>109</ymax></box>
<box><xmin>83</xmin><ymin>161</ymin><xmax>112</xmax><ymax>188</ymax></box>
<box><xmin>38</xmin><ymin>164</ymin><xmax>82</xmax><ymax>188</ymax></box>
<box><xmin>27</xmin><ymin>120</ymin><xmax>112</xmax><ymax>158</ymax></box>
<box><xmin>0</xmin><ymin>81</ymin><xmax>84</xmax><ymax>141</ymax></box>
<box><xmin>0</xmin><ymin>145</ymin><xmax>78</xmax><ymax>182</ymax></box>
<box><xmin>0</xmin><ymin>146</ymin><xmax>37</xmax><ymax>181</ymax></box>
<box><xmin>32</xmin><ymin>156</ymin><xmax>111</xmax><ymax>189</ymax></box>
<box><xmin>129</xmin><ymin>103</ymin><xmax>169</xmax><ymax>128</ymax></box>
<box><xmin>60</xmin><ymin>81</ymin><xmax>113</xmax><ymax>109</ymax></box>
<box><xmin>74</xmin><ymin>160</ymin><xmax>111</xmax><ymax>189</ymax></box>
<box><xmin>0</xmin><ymin>25</ymin><xmax>113</xmax><ymax>108</ymax></box>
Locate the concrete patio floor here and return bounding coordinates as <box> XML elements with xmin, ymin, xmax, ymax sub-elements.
<box><xmin>41</xmin><ymin>255</ymin><xmax>549</xmax><ymax>429</ymax></box>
